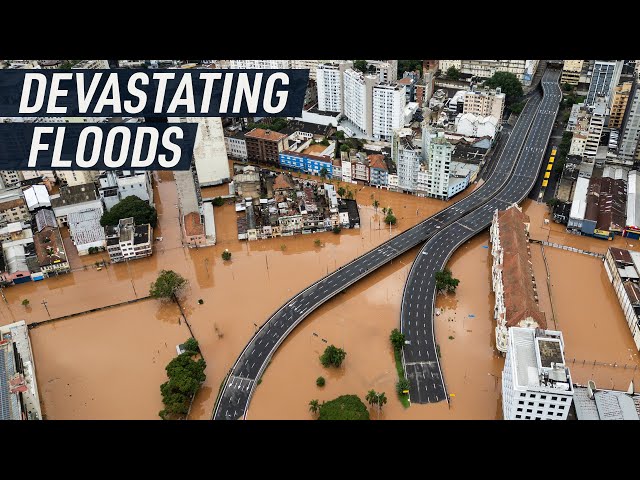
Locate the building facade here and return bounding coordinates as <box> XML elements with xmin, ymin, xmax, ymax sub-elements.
<box><xmin>105</xmin><ymin>217</ymin><xmax>153</xmax><ymax>263</ymax></box>
<box><xmin>609</xmin><ymin>81</ymin><xmax>632</xmax><ymax>129</ymax></box>
<box><xmin>343</xmin><ymin>68</ymin><xmax>377</xmax><ymax>137</ymax></box>
<box><xmin>463</xmin><ymin>87</ymin><xmax>505</xmax><ymax>122</ymax></box>
<box><xmin>279</xmin><ymin>151</ymin><xmax>334</xmax><ymax>178</ymax></box>
<box><xmin>502</xmin><ymin>327</ymin><xmax>574</xmax><ymax>420</ymax></box>
<box><xmin>583</xmin><ymin>97</ymin><xmax>609</xmax><ymax>159</ymax></box>
<box><xmin>392</xmin><ymin>128</ymin><xmax>421</xmax><ymax>192</ymax></box>
<box><xmin>245</xmin><ymin>128</ymin><xmax>288</xmax><ymax>165</ymax></box>
<box><xmin>619</xmin><ymin>82</ymin><xmax>640</xmax><ymax>164</ymax></box>
<box><xmin>586</xmin><ymin>60</ymin><xmax>623</xmax><ymax>107</ymax></box>
<box><xmin>368</xmin><ymin>154</ymin><xmax>388</xmax><ymax>187</ymax></box>
<box><xmin>422</xmin><ymin>126</ymin><xmax>455</xmax><ymax>199</ymax></box>
<box><xmin>316</xmin><ymin>62</ymin><xmax>350</xmax><ymax>112</ymax></box>
<box><xmin>561</xmin><ymin>60</ymin><xmax>584</xmax><ymax>86</ymax></box>
<box><xmin>224</xmin><ymin>131</ymin><xmax>248</xmax><ymax>160</ymax></box>
<box><xmin>439</xmin><ymin>60</ymin><xmax>539</xmax><ymax>86</ymax></box>
<box><xmin>372</xmin><ymin>83</ymin><xmax>406</xmax><ymax>140</ymax></box>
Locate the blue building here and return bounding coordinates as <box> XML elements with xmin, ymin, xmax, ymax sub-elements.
<box><xmin>279</xmin><ymin>151</ymin><xmax>334</xmax><ymax>178</ymax></box>
<box><xmin>367</xmin><ymin>154</ymin><xmax>388</xmax><ymax>187</ymax></box>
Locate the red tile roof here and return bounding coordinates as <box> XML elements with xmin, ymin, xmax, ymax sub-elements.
<box><xmin>184</xmin><ymin>212</ymin><xmax>204</xmax><ymax>237</ymax></box>
<box><xmin>497</xmin><ymin>207</ymin><xmax>547</xmax><ymax>329</ymax></box>
<box><xmin>245</xmin><ymin>128</ymin><xmax>287</xmax><ymax>141</ymax></box>
<box><xmin>368</xmin><ymin>154</ymin><xmax>387</xmax><ymax>171</ymax></box>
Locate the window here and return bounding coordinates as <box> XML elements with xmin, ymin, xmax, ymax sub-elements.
<box><xmin>526</xmin><ymin>409</ymin><xmax>532</xmax><ymax>413</ymax></box>
<box><xmin>556</xmin><ymin>412</ymin><xmax>562</xmax><ymax>416</ymax></box>
<box><xmin>528</xmin><ymin>402</ymin><xmax>534</xmax><ymax>406</ymax></box>
<box><xmin>537</xmin><ymin>410</ymin><xmax>543</xmax><ymax>415</ymax></box>
<box><xmin>552</xmin><ymin>396</ymin><xmax>557</xmax><ymax>401</ymax></box>
<box><xmin>525</xmin><ymin>416</ymin><xmax>531</xmax><ymax>420</ymax></box>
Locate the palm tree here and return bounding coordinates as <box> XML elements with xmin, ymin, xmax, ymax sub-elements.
<box><xmin>309</xmin><ymin>399</ymin><xmax>320</xmax><ymax>416</ymax></box>
<box><xmin>376</xmin><ymin>392</ymin><xmax>388</xmax><ymax>419</ymax></box>
<box><xmin>382</xmin><ymin>207</ymin><xmax>388</xmax><ymax>215</ymax></box>
<box><xmin>366</xmin><ymin>389</ymin><xmax>378</xmax><ymax>408</ymax></box>
<box><xmin>372</xmin><ymin>199</ymin><xmax>379</xmax><ymax>212</ymax></box>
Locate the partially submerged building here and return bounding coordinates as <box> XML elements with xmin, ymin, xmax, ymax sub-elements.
<box><xmin>604</xmin><ymin>247</ymin><xmax>640</xmax><ymax>350</ymax></box>
<box><xmin>105</xmin><ymin>217</ymin><xmax>153</xmax><ymax>263</ymax></box>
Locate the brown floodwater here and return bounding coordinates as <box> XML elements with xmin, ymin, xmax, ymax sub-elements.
<box><xmin>5</xmin><ymin>172</ymin><xmax>638</xmax><ymax>420</ymax></box>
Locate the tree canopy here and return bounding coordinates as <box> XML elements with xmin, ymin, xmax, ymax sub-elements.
<box><xmin>159</xmin><ymin>352</ymin><xmax>206</xmax><ymax>420</ymax></box>
<box><xmin>390</xmin><ymin>328</ymin><xmax>406</xmax><ymax>351</ymax></box>
<box><xmin>435</xmin><ymin>268</ymin><xmax>460</xmax><ymax>294</ymax></box>
<box><xmin>484</xmin><ymin>71</ymin><xmax>523</xmax><ymax>104</ymax></box>
<box><xmin>353</xmin><ymin>60</ymin><xmax>368</xmax><ymax>73</ymax></box>
<box><xmin>317</xmin><ymin>394</ymin><xmax>369</xmax><ymax>420</ymax></box>
<box><xmin>150</xmin><ymin>270</ymin><xmax>188</xmax><ymax>300</ymax></box>
<box><xmin>100</xmin><ymin>195</ymin><xmax>157</xmax><ymax>228</ymax></box>
<box><xmin>247</xmin><ymin>117</ymin><xmax>288</xmax><ymax>132</ymax></box>
<box><xmin>398</xmin><ymin>60</ymin><xmax>422</xmax><ymax>76</ymax></box>
<box><xmin>446</xmin><ymin>66</ymin><xmax>461</xmax><ymax>80</ymax></box>
<box><xmin>320</xmin><ymin>344</ymin><xmax>347</xmax><ymax>368</ymax></box>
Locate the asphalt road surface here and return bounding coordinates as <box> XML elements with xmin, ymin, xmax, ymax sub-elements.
<box><xmin>213</xmin><ymin>70</ymin><xmax>561</xmax><ymax>420</ymax></box>
<box><xmin>400</xmin><ymin>68</ymin><xmax>562</xmax><ymax>404</ymax></box>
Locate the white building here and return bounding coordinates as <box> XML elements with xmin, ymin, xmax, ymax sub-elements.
<box><xmin>392</xmin><ymin>128</ymin><xmax>421</xmax><ymax>192</ymax></box>
<box><xmin>341</xmin><ymin>156</ymin><xmax>353</xmax><ymax>184</ymax></box>
<box><xmin>228</xmin><ymin>60</ymin><xmax>291</xmax><ymax>69</ymax></box>
<box><xmin>317</xmin><ymin>62</ymin><xmax>350</xmax><ymax>112</ymax></box>
<box><xmin>23</xmin><ymin>185</ymin><xmax>51</xmax><ymax>211</ymax></box>
<box><xmin>568</xmin><ymin>176</ymin><xmax>590</xmax><ymax>230</ymax></box>
<box><xmin>619</xmin><ymin>83</ymin><xmax>640</xmax><ymax>164</ymax></box>
<box><xmin>439</xmin><ymin>60</ymin><xmax>540</xmax><ymax>86</ymax></box>
<box><xmin>98</xmin><ymin>171</ymin><xmax>153</xmax><ymax>211</ymax></box>
<box><xmin>455</xmin><ymin>113</ymin><xmax>499</xmax><ymax>139</ymax></box>
<box><xmin>50</xmin><ymin>183</ymin><xmax>104</xmax><ymax>228</ymax></box>
<box><xmin>463</xmin><ymin>87</ymin><xmax>505</xmax><ymax>122</ymax></box>
<box><xmin>72</xmin><ymin>60</ymin><xmax>109</xmax><ymax>69</ymax></box>
<box><xmin>0</xmin><ymin>170</ymin><xmax>20</xmax><ymax>187</ymax></box>
<box><xmin>583</xmin><ymin>97</ymin><xmax>609</xmax><ymax>159</ymax></box>
<box><xmin>372</xmin><ymin>83</ymin><xmax>406</xmax><ymax>141</ymax></box>
<box><xmin>67</xmin><ymin>209</ymin><xmax>106</xmax><ymax>255</ymax></box>
<box><xmin>224</xmin><ymin>131</ymin><xmax>248</xmax><ymax>160</ymax></box>
<box><xmin>172</xmin><ymin>117</ymin><xmax>230</xmax><ymax>187</ymax></box>
<box><xmin>387</xmin><ymin>173</ymin><xmax>399</xmax><ymax>190</ymax></box>
<box><xmin>586</xmin><ymin>60</ymin><xmax>623</xmax><ymax>107</ymax></box>
<box><xmin>343</xmin><ymin>68</ymin><xmax>377</xmax><ymax>137</ymax></box>
<box><xmin>105</xmin><ymin>217</ymin><xmax>153</xmax><ymax>263</ymax></box>
<box><xmin>422</xmin><ymin>126</ymin><xmax>455</xmax><ymax>199</ymax></box>
<box><xmin>0</xmin><ymin>321</ymin><xmax>42</xmax><ymax>420</ymax></box>
<box><xmin>56</xmin><ymin>170</ymin><xmax>100</xmax><ymax>187</ymax></box>
<box><xmin>502</xmin><ymin>327</ymin><xmax>574</xmax><ymax>420</ymax></box>
<box><xmin>291</xmin><ymin>60</ymin><xmax>325</xmax><ymax>81</ymax></box>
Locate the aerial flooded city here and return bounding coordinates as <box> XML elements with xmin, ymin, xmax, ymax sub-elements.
<box><xmin>2</xmin><ymin>58</ymin><xmax>640</xmax><ymax>422</ymax></box>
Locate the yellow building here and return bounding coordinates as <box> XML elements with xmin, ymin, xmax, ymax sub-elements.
<box><xmin>561</xmin><ymin>60</ymin><xmax>584</xmax><ymax>86</ymax></box>
<box><xmin>609</xmin><ymin>82</ymin><xmax>632</xmax><ymax>129</ymax></box>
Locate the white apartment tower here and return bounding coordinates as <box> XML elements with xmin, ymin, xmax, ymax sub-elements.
<box><xmin>372</xmin><ymin>83</ymin><xmax>406</xmax><ymax>140</ymax></box>
<box><xmin>422</xmin><ymin>126</ymin><xmax>454</xmax><ymax>199</ymax></box>
<box><xmin>583</xmin><ymin>97</ymin><xmax>609</xmax><ymax>159</ymax></box>
<box><xmin>619</xmin><ymin>82</ymin><xmax>640</xmax><ymax>163</ymax></box>
<box><xmin>502</xmin><ymin>327</ymin><xmax>574</xmax><ymax>420</ymax></box>
<box><xmin>317</xmin><ymin>62</ymin><xmax>351</xmax><ymax>112</ymax></box>
<box><xmin>366</xmin><ymin>60</ymin><xmax>398</xmax><ymax>83</ymax></box>
<box><xmin>586</xmin><ymin>60</ymin><xmax>623</xmax><ymax>107</ymax></box>
<box><xmin>343</xmin><ymin>68</ymin><xmax>377</xmax><ymax>137</ymax></box>
<box><xmin>392</xmin><ymin>128</ymin><xmax>421</xmax><ymax>192</ymax></box>
<box><xmin>463</xmin><ymin>87</ymin><xmax>506</xmax><ymax>122</ymax></box>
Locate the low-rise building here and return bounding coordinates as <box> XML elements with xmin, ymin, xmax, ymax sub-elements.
<box><xmin>279</xmin><ymin>151</ymin><xmax>334</xmax><ymax>178</ymax></box>
<box><xmin>224</xmin><ymin>129</ymin><xmax>248</xmax><ymax>160</ymax></box>
<box><xmin>245</xmin><ymin>128</ymin><xmax>288</xmax><ymax>165</ymax></box>
<box><xmin>50</xmin><ymin>183</ymin><xmax>103</xmax><ymax>228</ymax></box>
<box><xmin>105</xmin><ymin>217</ymin><xmax>153</xmax><ymax>263</ymax></box>
<box><xmin>23</xmin><ymin>184</ymin><xmax>51</xmax><ymax>212</ymax></box>
<box><xmin>604</xmin><ymin>247</ymin><xmax>640</xmax><ymax>350</ymax></box>
<box><xmin>490</xmin><ymin>204</ymin><xmax>546</xmax><ymax>353</ymax></box>
<box><xmin>573</xmin><ymin>381</ymin><xmax>640</xmax><ymax>420</ymax></box>
<box><xmin>0</xmin><ymin>195</ymin><xmax>29</xmax><ymax>225</ymax></box>
<box><xmin>368</xmin><ymin>154</ymin><xmax>388</xmax><ymax>187</ymax></box>
<box><xmin>33</xmin><ymin>225</ymin><xmax>70</xmax><ymax>276</ymax></box>
<box><xmin>463</xmin><ymin>86</ymin><xmax>505</xmax><ymax>122</ymax></box>
<box><xmin>67</xmin><ymin>209</ymin><xmax>106</xmax><ymax>255</ymax></box>
<box><xmin>502</xmin><ymin>327</ymin><xmax>574</xmax><ymax>420</ymax></box>
<box><xmin>0</xmin><ymin>321</ymin><xmax>42</xmax><ymax>420</ymax></box>
<box><xmin>97</xmin><ymin>171</ymin><xmax>153</xmax><ymax>211</ymax></box>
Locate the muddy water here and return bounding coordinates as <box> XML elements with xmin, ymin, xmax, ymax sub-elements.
<box><xmin>30</xmin><ymin>299</ymin><xmax>190</xmax><ymax>420</ymax></box>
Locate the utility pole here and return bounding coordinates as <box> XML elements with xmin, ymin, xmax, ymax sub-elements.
<box><xmin>41</xmin><ymin>299</ymin><xmax>51</xmax><ymax>319</ymax></box>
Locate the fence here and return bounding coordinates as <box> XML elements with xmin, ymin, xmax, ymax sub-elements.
<box><xmin>567</xmin><ymin>358</ymin><xmax>639</xmax><ymax>371</ymax></box>
<box><xmin>530</xmin><ymin>239</ymin><xmax>604</xmax><ymax>259</ymax></box>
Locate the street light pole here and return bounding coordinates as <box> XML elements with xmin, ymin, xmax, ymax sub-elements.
<box><xmin>41</xmin><ymin>299</ymin><xmax>51</xmax><ymax>319</ymax></box>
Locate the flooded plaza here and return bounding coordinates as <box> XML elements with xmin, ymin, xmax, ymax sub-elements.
<box><xmin>2</xmin><ymin>169</ymin><xmax>638</xmax><ymax>419</ymax></box>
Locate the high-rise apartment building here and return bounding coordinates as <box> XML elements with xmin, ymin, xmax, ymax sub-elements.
<box><xmin>343</xmin><ymin>68</ymin><xmax>377</xmax><ymax>137</ymax></box>
<box><xmin>619</xmin><ymin>82</ymin><xmax>640</xmax><ymax>164</ymax></box>
<box><xmin>317</xmin><ymin>62</ymin><xmax>351</xmax><ymax>112</ymax></box>
<box><xmin>583</xmin><ymin>97</ymin><xmax>609</xmax><ymax>159</ymax></box>
<box><xmin>609</xmin><ymin>81</ymin><xmax>633</xmax><ymax>129</ymax></box>
<box><xmin>422</xmin><ymin>126</ymin><xmax>454</xmax><ymax>199</ymax></box>
<box><xmin>463</xmin><ymin>87</ymin><xmax>506</xmax><ymax>122</ymax></box>
<box><xmin>502</xmin><ymin>327</ymin><xmax>574</xmax><ymax>420</ymax></box>
<box><xmin>366</xmin><ymin>60</ymin><xmax>398</xmax><ymax>83</ymax></box>
<box><xmin>586</xmin><ymin>60</ymin><xmax>623</xmax><ymax>107</ymax></box>
<box><xmin>392</xmin><ymin>128</ymin><xmax>421</xmax><ymax>193</ymax></box>
<box><xmin>372</xmin><ymin>83</ymin><xmax>406</xmax><ymax>140</ymax></box>
<box><xmin>560</xmin><ymin>60</ymin><xmax>584</xmax><ymax>86</ymax></box>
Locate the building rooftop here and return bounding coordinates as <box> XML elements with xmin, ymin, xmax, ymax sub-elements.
<box><xmin>584</xmin><ymin>176</ymin><xmax>627</xmax><ymax>232</ymax></box>
<box><xmin>23</xmin><ymin>185</ymin><xmax>51</xmax><ymax>211</ymax></box>
<box><xmin>245</xmin><ymin>128</ymin><xmax>288</xmax><ymax>142</ymax></box>
<box><xmin>50</xmin><ymin>183</ymin><xmax>98</xmax><ymax>208</ymax></box>
<box><xmin>67</xmin><ymin>209</ymin><xmax>106</xmax><ymax>246</ymax></box>
<box><xmin>573</xmin><ymin>384</ymin><xmax>640</xmax><ymax>420</ymax></box>
<box><xmin>184</xmin><ymin>212</ymin><xmax>204</xmax><ymax>237</ymax></box>
<box><xmin>0</xmin><ymin>197</ymin><xmax>25</xmax><ymax>211</ymax></box>
<box><xmin>273</xmin><ymin>173</ymin><xmax>295</xmax><ymax>191</ymax></box>
<box><xmin>134</xmin><ymin>224</ymin><xmax>150</xmax><ymax>245</ymax></box>
<box><xmin>33</xmin><ymin>226</ymin><xmax>67</xmax><ymax>267</ymax></box>
<box><xmin>281</xmin><ymin>150</ymin><xmax>332</xmax><ymax>163</ymax></box>
<box><xmin>368</xmin><ymin>154</ymin><xmax>387</xmax><ymax>171</ymax></box>
<box><xmin>497</xmin><ymin>206</ymin><xmax>547</xmax><ymax>329</ymax></box>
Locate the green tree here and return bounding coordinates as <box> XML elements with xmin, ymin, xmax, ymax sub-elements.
<box><xmin>309</xmin><ymin>399</ymin><xmax>320</xmax><ymax>415</ymax></box>
<box><xmin>484</xmin><ymin>71</ymin><xmax>523</xmax><ymax>105</ymax></box>
<box><xmin>366</xmin><ymin>389</ymin><xmax>378</xmax><ymax>408</ymax></box>
<box><xmin>159</xmin><ymin>352</ymin><xmax>207</xmax><ymax>419</ymax></box>
<box><xmin>337</xmin><ymin>186</ymin><xmax>346</xmax><ymax>197</ymax></box>
<box><xmin>340</xmin><ymin>144</ymin><xmax>350</xmax><ymax>153</ymax></box>
<box><xmin>562</xmin><ymin>82</ymin><xmax>574</xmax><ymax>92</ymax></box>
<box><xmin>446</xmin><ymin>66</ymin><xmax>461</xmax><ymax>80</ymax></box>
<box><xmin>372</xmin><ymin>199</ymin><xmax>380</xmax><ymax>212</ymax></box>
<box><xmin>346</xmin><ymin>190</ymin><xmax>354</xmax><ymax>200</ymax></box>
<box><xmin>333</xmin><ymin>226</ymin><xmax>342</xmax><ymax>234</ymax></box>
<box><xmin>396</xmin><ymin>377</ymin><xmax>410</xmax><ymax>395</ymax></box>
<box><xmin>336</xmin><ymin>130</ymin><xmax>346</xmax><ymax>140</ymax></box>
<box><xmin>384</xmin><ymin>211</ymin><xmax>397</xmax><ymax>225</ymax></box>
<box><xmin>320</xmin><ymin>167</ymin><xmax>329</xmax><ymax>179</ymax></box>
<box><xmin>314</xmin><ymin>239</ymin><xmax>322</xmax><ymax>247</ymax></box>
<box><xmin>546</xmin><ymin>198</ymin><xmax>559</xmax><ymax>209</ymax></box>
<box><xmin>382</xmin><ymin>207</ymin><xmax>388</xmax><ymax>215</ymax></box>
<box><xmin>21</xmin><ymin>298</ymin><xmax>29</xmax><ymax>308</ymax></box>
<box><xmin>320</xmin><ymin>344</ymin><xmax>347</xmax><ymax>368</ymax></box>
<box><xmin>509</xmin><ymin>101</ymin><xmax>525</xmax><ymax>114</ymax></box>
<box><xmin>354</xmin><ymin>60</ymin><xmax>368</xmax><ymax>73</ymax></box>
<box><xmin>212</xmin><ymin>197</ymin><xmax>225</xmax><ymax>207</ymax></box>
<box><xmin>317</xmin><ymin>394</ymin><xmax>369</xmax><ymax>420</ymax></box>
<box><xmin>222</xmin><ymin>250</ymin><xmax>232</xmax><ymax>261</ymax></box>
<box><xmin>434</xmin><ymin>268</ymin><xmax>460</xmax><ymax>294</ymax></box>
<box><xmin>316</xmin><ymin>376</ymin><xmax>326</xmax><ymax>387</ymax></box>
<box><xmin>183</xmin><ymin>337</ymin><xmax>200</xmax><ymax>354</ymax></box>
<box><xmin>150</xmin><ymin>270</ymin><xmax>188</xmax><ymax>300</ymax></box>
<box><xmin>390</xmin><ymin>328</ymin><xmax>406</xmax><ymax>351</ymax></box>
<box><xmin>100</xmin><ymin>195</ymin><xmax>158</xmax><ymax>228</ymax></box>
<box><xmin>397</xmin><ymin>60</ymin><xmax>423</xmax><ymax>76</ymax></box>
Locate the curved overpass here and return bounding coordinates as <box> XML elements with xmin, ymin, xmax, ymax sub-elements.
<box><xmin>400</xmin><ymin>68</ymin><xmax>562</xmax><ymax>404</ymax></box>
<box><xmin>213</xmin><ymin>73</ymin><xmax>553</xmax><ymax>420</ymax></box>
